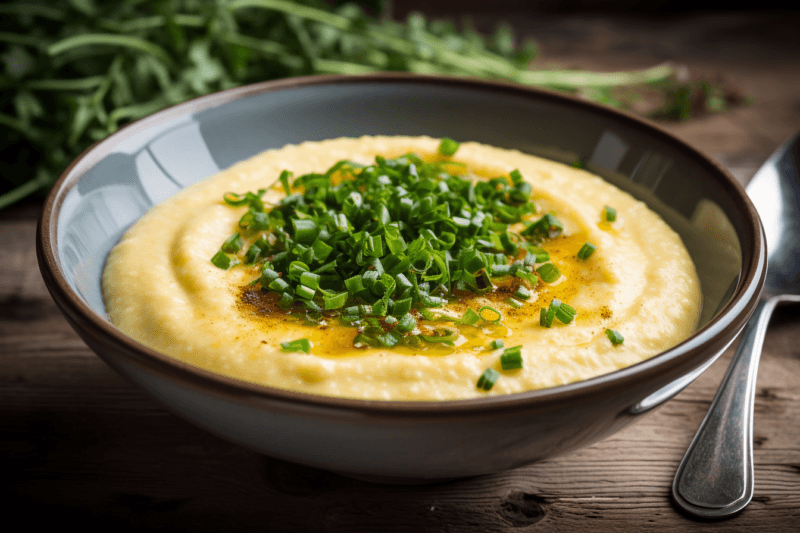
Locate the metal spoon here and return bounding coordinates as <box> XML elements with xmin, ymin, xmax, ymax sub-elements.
<box><xmin>672</xmin><ymin>132</ymin><xmax>800</xmax><ymax>518</ymax></box>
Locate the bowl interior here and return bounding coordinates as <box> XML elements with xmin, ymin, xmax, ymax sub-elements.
<box><xmin>53</xmin><ymin>76</ymin><xmax>745</xmax><ymax>345</ymax></box>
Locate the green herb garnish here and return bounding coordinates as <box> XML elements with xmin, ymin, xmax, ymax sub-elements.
<box><xmin>211</xmin><ymin>251</ymin><xmax>238</xmax><ymax>270</ymax></box>
<box><xmin>477</xmin><ymin>368</ymin><xmax>500</xmax><ymax>391</ymax></box>
<box><xmin>577</xmin><ymin>242</ymin><xmax>596</xmax><ymax>260</ymax></box>
<box><xmin>500</xmin><ymin>345</ymin><xmax>523</xmax><ymax>370</ymax></box>
<box><xmin>489</xmin><ymin>339</ymin><xmax>504</xmax><ymax>350</ymax></box>
<box><xmin>606</xmin><ymin>329</ymin><xmax>624</xmax><ymax>345</ymax></box>
<box><xmin>536</xmin><ymin>263</ymin><xmax>561</xmax><ymax>283</ymax></box>
<box><xmin>281</xmin><ymin>338</ymin><xmax>313</xmax><ymax>353</ymax></box>
<box><xmin>215</xmin><ymin>151</ymin><xmax>564</xmax><ymax>348</ymax></box>
<box><xmin>540</xmin><ymin>298</ymin><xmax>577</xmax><ymax>328</ymax></box>
<box><xmin>603</xmin><ymin>206</ymin><xmax>617</xmax><ymax>222</ymax></box>
<box><xmin>438</xmin><ymin>138</ymin><xmax>460</xmax><ymax>156</ymax></box>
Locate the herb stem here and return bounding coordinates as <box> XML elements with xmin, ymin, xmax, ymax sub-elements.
<box><xmin>228</xmin><ymin>0</ymin><xmax>352</xmax><ymax>31</ymax></box>
<box><xmin>47</xmin><ymin>34</ymin><xmax>173</xmax><ymax>65</ymax></box>
<box><xmin>0</xmin><ymin>174</ymin><xmax>48</xmax><ymax>211</ymax></box>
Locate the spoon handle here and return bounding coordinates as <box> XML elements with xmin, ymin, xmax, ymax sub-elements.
<box><xmin>672</xmin><ymin>297</ymin><xmax>777</xmax><ymax>518</ymax></box>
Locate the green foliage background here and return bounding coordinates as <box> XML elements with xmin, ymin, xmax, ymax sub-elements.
<box><xmin>0</xmin><ymin>0</ymin><xmax>732</xmax><ymax>209</ymax></box>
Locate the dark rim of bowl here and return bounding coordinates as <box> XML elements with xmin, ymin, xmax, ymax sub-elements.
<box><xmin>37</xmin><ymin>73</ymin><xmax>765</xmax><ymax>415</ymax></box>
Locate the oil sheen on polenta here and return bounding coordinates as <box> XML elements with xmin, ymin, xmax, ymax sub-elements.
<box><xmin>102</xmin><ymin>136</ymin><xmax>701</xmax><ymax>400</ymax></box>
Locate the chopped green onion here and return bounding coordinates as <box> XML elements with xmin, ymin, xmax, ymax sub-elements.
<box><xmin>478</xmin><ymin>306</ymin><xmax>502</xmax><ymax>323</ymax></box>
<box><xmin>259</xmin><ymin>268</ymin><xmax>279</xmax><ymax>287</ymax></box>
<box><xmin>323</xmin><ymin>292</ymin><xmax>348</xmax><ymax>310</ymax></box>
<box><xmin>577</xmin><ymin>242</ymin><xmax>597</xmax><ymax>260</ymax></box>
<box><xmin>536</xmin><ymin>263</ymin><xmax>561</xmax><ymax>283</ymax></box>
<box><xmin>268</xmin><ymin>277</ymin><xmax>290</xmax><ymax>292</ymax></box>
<box><xmin>539</xmin><ymin>306</ymin><xmax>555</xmax><ymax>328</ymax></box>
<box><xmin>514</xmin><ymin>286</ymin><xmax>530</xmax><ymax>300</ymax></box>
<box><xmin>281</xmin><ymin>338</ymin><xmax>312</xmax><ymax>353</ymax></box>
<box><xmin>603</xmin><ymin>206</ymin><xmax>617</xmax><ymax>222</ymax></box>
<box><xmin>506</xmin><ymin>297</ymin><xmax>523</xmax><ymax>308</ymax></box>
<box><xmin>489</xmin><ymin>339</ymin><xmax>504</xmax><ymax>350</ymax></box>
<box><xmin>458</xmin><ymin>308</ymin><xmax>481</xmax><ymax>325</ymax></box>
<box><xmin>221</xmin><ymin>233</ymin><xmax>243</xmax><ymax>253</ymax></box>
<box><xmin>500</xmin><ymin>345</ymin><xmax>523</xmax><ymax>370</ymax></box>
<box><xmin>295</xmin><ymin>285</ymin><xmax>316</xmax><ymax>300</ymax></box>
<box><xmin>606</xmin><ymin>329</ymin><xmax>624</xmax><ymax>345</ymax></box>
<box><xmin>300</xmin><ymin>271</ymin><xmax>321</xmax><ymax>290</ymax></box>
<box><xmin>540</xmin><ymin>298</ymin><xmax>577</xmax><ymax>327</ymax></box>
<box><xmin>211</xmin><ymin>251</ymin><xmax>237</xmax><ymax>270</ymax></box>
<box><xmin>438</xmin><ymin>138</ymin><xmax>460</xmax><ymax>156</ymax></box>
<box><xmin>476</xmin><ymin>368</ymin><xmax>500</xmax><ymax>391</ymax></box>
<box><xmin>215</xmin><ymin>151</ymin><xmax>575</xmax><ymax>347</ymax></box>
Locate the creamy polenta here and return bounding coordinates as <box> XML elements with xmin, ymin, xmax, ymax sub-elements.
<box><xmin>102</xmin><ymin>136</ymin><xmax>701</xmax><ymax>400</ymax></box>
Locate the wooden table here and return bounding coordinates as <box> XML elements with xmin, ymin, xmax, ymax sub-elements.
<box><xmin>4</xmin><ymin>11</ymin><xmax>800</xmax><ymax>531</ymax></box>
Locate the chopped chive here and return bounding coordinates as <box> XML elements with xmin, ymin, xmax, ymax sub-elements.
<box><xmin>295</xmin><ymin>285</ymin><xmax>315</xmax><ymax>300</ymax></box>
<box><xmin>458</xmin><ymin>308</ymin><xmax>481</xmax><ymax>325</ymax></box>
<box><xmin>259</xmin><ymin>268</ymin><xmax>279</xmax><ymax>287</ymax></box>
<box><xmin>539</xmin><ymin>306</ymin><xmax>555</xmax><ymax>328</ymax></box>
<box><xmin>281</xmin><ymin>338</ymin><xmax>312</xmax><ymax>353</ymax></box>
<box><xmin>506</xmin><ymin>297</ymin><xmax>524</xmax><ymax>309</ymax></box>
<box><xmin>500</xmin><ymin>346</ymin><xmax>523</xmax><ymax>370</ymax></box>
<box><xmin>478</xmin><ymin>306</ymin><xmax>502</xmax><ymax>323</ymax></box>
<box><xmin>603</xmin><ymin>206</ymin><xmax>617</xmax><ymax>222</ymax></box>
<box><xmin>606</xmin><ymin>329</ymin><xmax>624</xmax><ymax>345</ymax></box>
<box><xmin>489</xmin><ymin>339</ymin><xmax>504</xmax><ymax>350</ymax></box>
<box><xmin>214</xmin><ymin>151</ymin><xmax>575</xmax><ymax>344</ymax></box>
<box><xmin>278</xmin><ymin>170</ymin><xmax>292</xmax><ymax>196</ymax></box>
<box><xmin>323</xmin><ymin>292</ymin><xmax>348</xmax><ymax>310</ymax></box>
<box><xmin>300</xmin><ymin>271</ymin><xmax>321</xmax><ymax>290</ymax></box>
<box><xmin>221</xmin><ymin>233</ymin><xmax>243</xmax><ymax>253</ymax></box>
<box><xmin>438</xmin><ymin>137</ymin><xmax>460</xmax><ymax>156</ymax></box>
<box><xmin>577</xmin><ymin>242</ymin><xmax>597</xmax><ymax>260</ymax></box>
<box><xmin>211</xmin><ymin>251</ymin><xmax>237</xmax><ymax>270</ymax></box>
<box><xmin>477</xmin><ymin>368</ymin><xmax>500</xmax><ymax>391</ymax></box>
<box><xmin>268</xmin><ymin>277</ymin><xmax>290</xmax><ymax>292</ymax></box>
<box><xmin>536</xmin><ymin>263</ymin><xmax>561</xmax><ymax>283</ymax></box>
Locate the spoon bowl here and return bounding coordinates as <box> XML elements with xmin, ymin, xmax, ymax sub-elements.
<box><xmin>673</xmin><ymin>131</ymin><xmax>800</xmax><ymax>518</ymax></box>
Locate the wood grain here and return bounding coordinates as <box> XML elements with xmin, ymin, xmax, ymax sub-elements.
<box><xmin>4</xmin><ymin>11</ymin><xmax>800</xmax><ymax>532</ymax></box>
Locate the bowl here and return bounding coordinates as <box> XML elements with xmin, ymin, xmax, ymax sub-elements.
<box><xmin>37</xmin><ymin>74</ymin><xmax>765</xmax><ymax>483</ymax></box>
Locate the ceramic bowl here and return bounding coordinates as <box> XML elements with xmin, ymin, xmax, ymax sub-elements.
<box><xmin>37</xmin><ymin>74</ymin><xmax>765</xmax><ymax>483</ymax></box>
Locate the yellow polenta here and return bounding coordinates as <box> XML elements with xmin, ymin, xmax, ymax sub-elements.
<box><xmin>102</xmin><ymin>136</ymin><xmax>701</xmax><ymax>400</ymax></box>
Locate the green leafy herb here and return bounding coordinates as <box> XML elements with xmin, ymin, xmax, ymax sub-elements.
<box><xmin>476</xmin><ymin>367</ymin><xmax>500</xmax><ymax>391</ymax></box>
<box><xmin>536</xmin><ymin>263</ymin><xmax>560</xmax><ymax>283</ymax></box>
<box><xmin>605</xmin><ymin>329</ymin><xmax>624</xmax><ymax>345</ymax></box>
<box><xmin>540</xmin><ymin>298</ymin><xmax>577</xmax><ymax>328</ymax></box>
<box><xmin>489</xmin><ymin>339</ymin><xmax>504</xmax><ymax>350</ymax></box>
<box><xmin>438</xmin><ymin>137</ymin><xmax>460</xmax><ymax>156</ymax></box>
<box><xmin>216</xmin><ymin>151</ymin><xmax>566</xmax><ymax>350</ymax></box>
<box><xmin>500</xmin><ymin>345</ymin><xmax>523</xmax><ymax>370</ymax></box>
<box><xmin>0</xmin><ymin>1</ymin><xmax>742</xmax><ymax>211</ymax></box>
<box><xmin>211</xmin><ymin>251</ymin><xmax>238</xmax><ymax>270</ymax></box>
<box><xmin>603</xmin><ymin>206</ymin><xmax>617</xmax><ymax>222</ymax></box>
<box><xmin>281</xmin><ymin>338</ymin><xmax>313</xmax><ymax>353</ymax></box>
<box><xmin>577</xmin><ymin>242</ymin><xmax>596</xmax><ymax>260</ymax></box>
